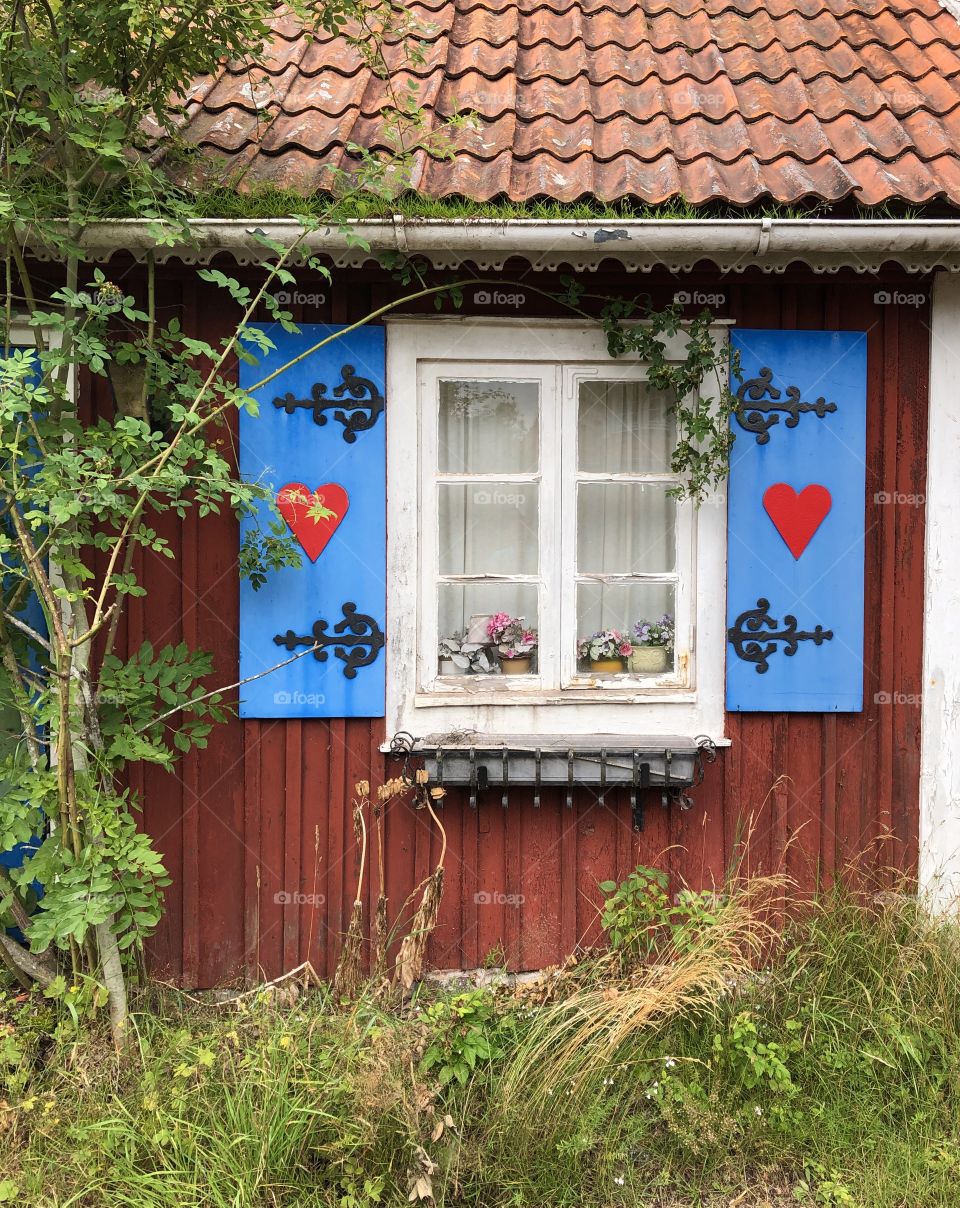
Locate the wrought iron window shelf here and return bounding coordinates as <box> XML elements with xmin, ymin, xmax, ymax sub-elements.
<box><xmin>388</xmin><ymin>733</ymin><xmax>717</xmax><ymax>832</ymax></box>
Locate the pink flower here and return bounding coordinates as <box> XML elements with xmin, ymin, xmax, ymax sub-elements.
<box><xmin>618</xmin><ymin>642</ymin><xmax>633</xmax><ymax>656</ymax></box>
<box><xmin>486</xmin><ymin>612</ymin><xmax>511</xmax><ymax>640</ymax></box>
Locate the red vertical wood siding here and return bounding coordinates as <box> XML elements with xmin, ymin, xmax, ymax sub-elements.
<box><xmin>100</xmin><ymin>266</ymin><xmax>929</xmax><ymax>987</ymax></box>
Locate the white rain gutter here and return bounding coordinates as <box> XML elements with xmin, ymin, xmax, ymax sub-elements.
<box><xmin>19</xmin><ymin>216</ymin><xmax>960</xmax><ymax>274</ymax></box>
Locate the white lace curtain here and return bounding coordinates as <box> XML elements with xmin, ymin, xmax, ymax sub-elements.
<box><xmin>436</xmin><ymin>378</ymin><xmax>676</xmax><ymax>643</ymax></box>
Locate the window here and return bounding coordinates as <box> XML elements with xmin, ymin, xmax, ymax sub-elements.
<box><xmin>386</xmin><ymin>320</ymin><xmax>728</xmax><ymax>743</ymax></box>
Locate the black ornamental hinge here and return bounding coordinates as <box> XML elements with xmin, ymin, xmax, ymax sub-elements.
<box><xmin>273</xmin><ymin>601</ymin><xmax>384</xmax><ymax>679</ymax></box>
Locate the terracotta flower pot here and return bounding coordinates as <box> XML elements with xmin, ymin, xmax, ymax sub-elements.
<box><xmin>590</xmin><ymin>657</ymin><xmax>624</xmax><ymax>674</ymax></box>
<box><xmin>628</xmin><ymin>646</ymin><xmax>669</xmax><ymax>674</ymax></box>
<box><xmin>500</xmin><ymin>654</ymin><xmax>532</xmax><ymax>675</ymax></box>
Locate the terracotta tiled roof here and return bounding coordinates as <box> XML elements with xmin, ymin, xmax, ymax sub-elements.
<box><xmin>172</xmin><ymin>0</ymin><xmax>960</xmax><ymax>207</ymax></box>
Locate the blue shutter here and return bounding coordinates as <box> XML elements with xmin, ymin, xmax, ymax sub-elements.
<box><xmin>725</xmin><ymin>330</ymin><xmax>867</xmax><ymax>712</ymax></box>
<box><xmin>1</xmin><ymin>347</ymin><xmax>46</xmax><ymax>917</ymax></box>
<box><xmin>238</xmin><ymin>324</ymin><xmax>386</xmax><ymax>718</ymax></box>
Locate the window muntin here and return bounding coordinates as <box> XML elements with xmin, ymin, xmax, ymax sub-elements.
<box><xmin>421</xmin><ymin>361</ymin><xmax>692</xmax><ymax>694</ymax></box>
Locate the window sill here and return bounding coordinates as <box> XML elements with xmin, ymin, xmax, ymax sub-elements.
<box><xmin>414</xmin><ymin>686</ymin><xmax>697</xmax><ymax>707</ymax></box>
<box><xmin>381</xmin><ymin>732</ymin><xmax>731</xmax><ymax>754</ymax></box>
<box><xmin>397</xmin><ymin>677</ymin><xmax>725</xmax><ymax>745</ymax></box>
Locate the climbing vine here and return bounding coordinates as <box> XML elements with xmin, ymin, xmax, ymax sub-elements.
<box><xmin>557</xmin><ymin>280</ymin><xmax>741</xmax><ymax>502</ymax></box>
<box><xmin>602</xmin><ymin>299</ymin><xmax>741</xmax><ymax>502</ymax></box>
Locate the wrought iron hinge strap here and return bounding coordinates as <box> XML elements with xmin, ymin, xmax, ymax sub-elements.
<box><xmin>273</xmin><ymin>600</ymin><xmax>384</xmax><ymax>679</ymax></box>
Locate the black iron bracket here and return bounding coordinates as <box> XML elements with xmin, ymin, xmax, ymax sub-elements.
<box><xmin>728</xmin><ymin>597</ymin><xmax>833</xmax><ymax>674</ymax></box>
<box><xmin>735</xmin><ymin>366</ymin><xmax>837</xmax><ymax>445</ymax></box>
<box><xmin>630</xmin><ymin>752</ymin><xmax>652</xmax><ymax>832</ymax></box>
<box><xmin>395</xmin><ymin>739</ymin><xmax>707</xmax><ymax>816</ymax></box>
<box><xmin>274</xmin><ymin>601</ymin><xmax>384</xmax><ymax>679</ymax></box>
<box><xmin>272</xmin><ymin>364</ymin><xmax>384</xmax><ymax>443</ymax></box>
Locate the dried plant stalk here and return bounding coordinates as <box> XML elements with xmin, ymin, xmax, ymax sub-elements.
<box><xmin>393</xmin><ymin>784</ymin><xmax>447</xmax><ymax>994</ymax></box>
<box><xmin>373</xmin><ymin>783</ymin><xmax>389</xmax><ymax>983</ymax></box>
<box><xmin>333</xmin><ymin>781</ymin><xmax>370</xmax><ymax>1002</ymax></box>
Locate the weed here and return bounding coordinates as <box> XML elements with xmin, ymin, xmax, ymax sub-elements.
<box><xmin>599</xmin><ymin>865</ymin><xmax>724</xmax><ymax>962</ymax></box>
<box><xmin>420</xmin><ymin>989</ymin><xmax>504</xmax><ymax>1089</ymax></box>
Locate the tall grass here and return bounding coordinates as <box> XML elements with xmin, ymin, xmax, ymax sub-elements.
<box><xmin>5</xmin><ymin>875</ymin><xmax>960</xmax><ymax>1206</ymax></box>
<box><xmin>498</xmin><ymin>876</ymin><xmax>781</xmax><ymax>1116</ymax></box>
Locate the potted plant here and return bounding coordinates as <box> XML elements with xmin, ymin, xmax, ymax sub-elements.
<box><xmin>577</xmin><ymin>629</ymin><xmax>632</xmax><ymax>673</ymax></box>
<box><xmin>487</xmin><ymin>612</ymin><xmax>537</xmax><ymax>675</ymax></box>
<box><xmin>437</xmin><ymin>632</ymin><xmax>496</xmax><ymax>675</ymax></box>
<box><xmin>438</xmin><ymin>632</ymin><xmax>470</xmax><ymax>675</ymax></box>
<box><xmin>628</xmin><ymin>614</ymin><xmax>675</xmax><ymax>673</ymax></box>
<box><xmin>467</xmin><ymin>645</ymin><xmax>498</xmax><ymax>674</ymax></box>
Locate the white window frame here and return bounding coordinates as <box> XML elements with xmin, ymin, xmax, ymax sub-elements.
<box><xmin>385</xmin><ymin>317</ymin><xmax>729</xmax><ymax>744</ymax></box>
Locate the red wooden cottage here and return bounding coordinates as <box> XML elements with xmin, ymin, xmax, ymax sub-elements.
<box><xmin>36</xmin><ymin>0</ymin><xmax>960</xmax><ymax>985</ymax></box>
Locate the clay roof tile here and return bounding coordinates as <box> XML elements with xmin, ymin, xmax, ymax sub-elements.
<box><xmin>173</xmin><ymin>0</ymin><xmax>960</xmax><ymax>206</ymax></box>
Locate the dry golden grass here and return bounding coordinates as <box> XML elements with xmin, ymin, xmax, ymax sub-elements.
<box><xmin>497</xmin><ymin>875</ymin><xmax>785</xmax><ymax>1124</ymax></box>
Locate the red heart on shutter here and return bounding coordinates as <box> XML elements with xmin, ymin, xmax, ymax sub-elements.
<box><xmin>762</xmin><ymin>483</ymin><xmax>832</xmax><ymax>560</ymax></box>
<box><xmin>276</xmin><ymin>482</ymin><xmax>349</xmax><ymax>562</ymax></box>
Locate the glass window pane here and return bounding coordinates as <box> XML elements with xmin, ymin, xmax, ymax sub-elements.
<box><xmin>439</xmin><ymin>380</ymin><xmax>539</xmax><ymax>473</ymax></box>
<box><xmin>577</xmin><ymin>380</ymin><xmax>675</xmax><ymax>473</ymax></box>
<box><xmin>438</xmin><ymin>584</ymin><xmax>539</xmax><ymax>675</ymax></box>
<box><xmin>576</xmin><ymin>582</ymin><xmax>676</xmax><ymax>674</ymax></box>
<box><xmin>577</xmin><ymin>483</ymin><xmax>676</xmax><ymax>574</ymax></box>
<box><xmin>439</xmin><ymin>484</ymin><xmax>538</xmax><ymax>575</ymax></box>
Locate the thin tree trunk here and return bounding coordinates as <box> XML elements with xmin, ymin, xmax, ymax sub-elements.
<box><xmin>0</xmin><ymin>936</ymin><xmax>33</xmax><ymax>990</ymax></box>
<box><xmin>0</xmin><ymin>933</ymin><xmax>56</xmax><ymax>988</ymax></box>
<box><xmin>95</xmin><ymin>920</ymin><xmax>128</xmax><ymax>1046</ymax></box>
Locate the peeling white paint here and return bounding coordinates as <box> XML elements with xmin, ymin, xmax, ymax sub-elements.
<box><xmin>920</xmin><ymin>272</ymin><xmax>960</xmax><ymax>909</ymax></box>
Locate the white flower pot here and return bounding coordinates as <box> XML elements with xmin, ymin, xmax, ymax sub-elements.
<box><xmin>465</xmin><ymin>613</ymin><xmax>493</xmax><ymax>644</ymax></box>
<box><xmin>628</xmin><ymin>646</ymin><xmax>669</xmax><ymax>674</ymax></box>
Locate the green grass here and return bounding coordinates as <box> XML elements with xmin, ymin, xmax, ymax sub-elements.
<box><xmin>3</xmin><ymin>879</ymin><xmax>960</xmax><ymax>1207</ymax></box>
<box><xmin>187</xmin><ymin>187</ymin><xmax>836</xmax><ymax>222</ymax></box>
<box><xmin>14</xmin><ymin>169</ymin><xmax>943</xmax><ymax>223</ymax></box>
